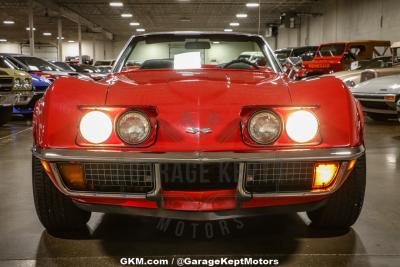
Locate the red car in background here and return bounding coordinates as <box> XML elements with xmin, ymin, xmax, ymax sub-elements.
<box><xmin>297</xmin><ymin>40</ymin><xmax>391</xmax><ymax>79</ymax></box>
<box><xmin>32</xmin><ymin>32</ymin><xmax>366</xmax><ymax>235</ymax></box>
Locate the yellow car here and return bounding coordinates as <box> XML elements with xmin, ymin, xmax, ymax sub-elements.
<box><xmin>0</xmin><ymin>67</ymin><xmax>33</xmax><ymax>125</ymax></box>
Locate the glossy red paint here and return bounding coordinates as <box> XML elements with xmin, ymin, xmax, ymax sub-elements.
<box><xmin>34</xmin><ymin>69</ymin><xmax>362</xmax><ymax>151</ymax></box>
<box><xmin>33</xmin><ymin>56</ymin><xmax>364</xmax><ymax>212</ymax></box>
<box><xmin>162</xmin><ymin>190</ymin><xmax>237</xmax><ymax>211</ymax></box>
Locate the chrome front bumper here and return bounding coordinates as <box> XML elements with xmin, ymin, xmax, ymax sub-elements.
<box><xmin>33</xmin><ymin>146</ymin><xmax>365</xmax><ymax>201</ymax></box>
<box><xmin>0</xmin><ymin>92</ymin><xmax>18</xmax><ymax>106</ymax></box>
<box><xmin>353</xmin><ymin>93</ymin><xmax>398</xmax><ymax>114</ymax></box>
<box><xmin>14</xmin><ymin>91</ymin><xmax>35</xmax><ymax>105</ymax></box>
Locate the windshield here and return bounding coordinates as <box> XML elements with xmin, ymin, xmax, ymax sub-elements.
<box><xmin>317</xmin><ymin>44</ymin><xmax>346</xmax><ymax>57</ymax></box>
<box><xmin>53</xmin><ymin>62</ymin><xmax>75</xmax><ymax>72</ymax></box>
<box><xmin>275</xmin><ymin>50</ymin><xmax>292</xmax><ymax>60</ymax></box>
<box><xmin>15</xmin><ymin>56</ymin><xmax>61</xmax><ymax>71</ymax></box>
<box><xmin>118</xmin><ymin>34</ymin><xmax>277</xmax><ymax>71</ymax></box>
<box><xmin>0</xmin><ymin>57</ymin><xmax>16</xmax><ymax>69</ymax></box>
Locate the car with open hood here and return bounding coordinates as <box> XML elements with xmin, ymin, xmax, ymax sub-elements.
<box><xmin>32</xmin><ymin>32</ymin><xmax>366</xmax><ymax>235</ymax></box>
<box><xmin>298</xmin><ymin>40</ymin><xmax>391</xmax><ymax>79</ymax></box>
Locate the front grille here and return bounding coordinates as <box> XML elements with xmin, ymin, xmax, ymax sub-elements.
<box><xmin>160</xmin><ymin>163</ymin><xmax>239</xmax><ymax>191</ymax></box>
<box><xmin>359</xmin><ymin>100</ymin><xmax>394</xmax><ymax>111</ymax></box>
<box><xmin>0</xmin><ymin>77</ymin><xmax>13</xmax><ymax>91</ymax></box>
<box><xmin>81</xmin><ymin>162</ymin><xmax>154</xmax><ymax>193</ymax></box>
<box><xmin>245</xmin><ymin>161</ymin><xmax>315</xmax><ymax>193</ymax></box>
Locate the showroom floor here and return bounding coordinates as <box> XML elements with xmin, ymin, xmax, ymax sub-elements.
<box><xmin>0</xmin><ymin>118</ymin><xmax>399</xmax><ymax>267</ymax></box>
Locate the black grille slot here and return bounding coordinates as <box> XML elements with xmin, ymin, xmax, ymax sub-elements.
<box><xmin>82</xmin><ymin>162</ymin><xmax>154</xmax><ymax>193</ymax></box>
<box><xmin>359</xmin><ymin>100</ymin><xmax>394</xmax><ymax>111</ymax></box>
<box><xmin>245</xmin><ymin>161</ymin><xmax>315</xmax><ymax>193</ymax></box>
<box><xmin>160</xmin><ymin>163</ymin><xmax>239</xmax><ymax>191</ymax></box>
<box><xmin>0</xmin><ymin>77</ymin><xmax>13</xmax><ymax>91</ymax></box>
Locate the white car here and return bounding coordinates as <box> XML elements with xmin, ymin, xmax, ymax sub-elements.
<box><xmin>352</xmin><ymin>75</ymin><xmax>400</xmax><ymax>121</ymax></box>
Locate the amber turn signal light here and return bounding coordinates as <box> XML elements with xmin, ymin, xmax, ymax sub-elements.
<box><xmin>58</xmin><ymin>163</ymin><xmax>86</xmax><ymax>190</ymax></box>
<box><xmin>313</xmin><ymin>162</ymin><xmax>339</xmax><ymax>190</ymax></box>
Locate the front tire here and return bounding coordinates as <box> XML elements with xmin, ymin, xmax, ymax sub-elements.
<box><xmin>307</xmin><ymin>154</ymin><xmax>366</xmax><ymax>230</ymax></box>
<box><xmin>32</xmin><ymin>155</ymin><xmax>91</xmax><ymax>234</ymax></box>
<box><xmin>0</xmin><ymin>106</ymin><xmax>12</xmax><ymax>126</ymax></box>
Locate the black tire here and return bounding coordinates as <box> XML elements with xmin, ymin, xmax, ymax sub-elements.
<box><xmin>32</xmin><ymin>155</ymin><xmax>91</xmax><ymax>234</ymax></box>
<box><xmin>307</xmin><ymin>154</ymin><xmax>366</xmax><ymax>230</ymax></box>
<box><xmin>0</xmin><ymin>106</ymin><xmax>12</xmax><ymax>126</ymax></box>
<box><xmin>367</xmin><ymin>113</ymin><xmax>396</xmax><ymax>121</ymax></box>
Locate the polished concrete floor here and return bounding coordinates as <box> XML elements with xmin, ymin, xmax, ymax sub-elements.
<box><xmin>0</xmin><ymin>117</ymin><xmax>399</xmax><ymax>267</ymax></box>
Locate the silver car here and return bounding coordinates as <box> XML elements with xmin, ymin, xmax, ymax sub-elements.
<box><xmin>352</xmin><ymin>75</ymin><xmax>400</xmax><ymax>121</ymax></box>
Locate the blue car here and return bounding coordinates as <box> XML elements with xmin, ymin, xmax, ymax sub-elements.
<box><xmin>0</xmin><ymin>55</ymin><xmax>51</xmax><ymax>116</ymax></box>
<box><xmin>13</xmin><ymin>74</ymin><xmax>51</xmax><ymax>116</ymax></box>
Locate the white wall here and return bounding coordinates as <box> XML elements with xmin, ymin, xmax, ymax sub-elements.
<box><xmin>275</xmin><ymin>0</ymin><xmax>400</xmax><ymax>49</ymax></box>
<box><xmin>0</xmin><ymin>40</ymin><xmax>115</xmax><ymax>61</ymax></box>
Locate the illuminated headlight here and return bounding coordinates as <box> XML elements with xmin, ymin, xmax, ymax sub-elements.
<box><xmin>79</xmin><ymin>111</ymin><xmax>112</xmax><ymax>144</ymax></box>
<box><xmin>248</xmin><ymin>111</ymin><xmax>281</xmax><ymax>144</ymax></box>
<box><xmin>286</xmin><ymin>110</ymin><xmax>319</xmax><ymax>143</ymax></box>
<box><xmin>117</xmin><ymin>111</ymin><xmax>151</xmax><ymax>144</ymax></box>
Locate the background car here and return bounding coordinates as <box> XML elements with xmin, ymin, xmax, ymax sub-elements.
<box><xmin>0</xmin><ymin>64</ymin><xmax>33</xmax><ymax>125</ymax></box>
<box><xmin>274</xmin><ymin>46</ymin><xmax>318</xmax><ymax>64</ymax></box>
<box><xmin>93</xmin><ymin>60</ymin><xmax>114</xmax><ymax>73</ymax></box>
<box><xmin>352</xmin><ymin>74</ymin><xmax>400</xmax><ymax>121</ymax></box>
<box><xmin>298</xmin><ymin>40</ymin><xmax>391</xmax><ymax>78</ymax></box>
<box><xmin>0</xmin><ymin>54</ymin><xmax>81</xmax><ymax>81</ymax></box>
<box><xmin>68</xmin><ymin>63</ymin><xmax>109</xmax><ymax>81</ymax></box>
<box><xmin>322</xmin><ymin>56</ymin><xmax>393</xmax><ymax>88</ymax></box>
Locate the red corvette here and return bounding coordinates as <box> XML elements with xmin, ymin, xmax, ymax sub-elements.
<box><xmin>32</xmin><ymin>32</ymin><xmax>366</xmax><ymax>234</ymax></box>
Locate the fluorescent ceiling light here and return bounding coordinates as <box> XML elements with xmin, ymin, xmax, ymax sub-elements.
<box><xmin>212</xmin><ymin>41</ymin><xmax>220</xmax><ymax>44</ymax></box>
<box><xmin>26</xmin><ymin>27</ymin><xmax>36</xmax><ymax>31</ymax></box>
<box><xmin>57</xmin><ymin>37</ymin><xmax>65</xmax><ymax>40</ymax></box>
<box><xmin>121</xmin><ymin>13</ymin><xmax>132</xmax><ymax>18</ymax></box>
<box><xmin>129</xmin><ymin>22</ymin><xmax>140</xmax><ymax>26</ymax></box>
<box><xmin>246</xmin><ymin>3</ymin><xmax>260</xmax><ymax>7</ymax></box>
<box><xmin>43</xmin><ymin>32</ymin><xmax>52</xmax><ymax>36</ymax></box>
<box><xmin>0</xmin><ymin>39</ymin><xmax>7</xmax><ymax>42</ymax></box>
<box><xmin>230</xmin><ymin>22</ymin><xmax>240</xmax><ymax>26</ymax></box>
<box><xmin>136</xmin><ymin>28</ymin><xmax>145</xmax><ymax>32</ymax></box>
<box><xmin>109</xmin><ymin>2</ymin><xmax>123</xmax><ymax>7</ymax></box>
<box><xmin>236</xmin><ymin>13</ymin><xmax>248</xmax><ymax>18</ymax></box>
<box><xmin>68</xmin><ymin>40</ymin><xmax>75</xmax><ymax>43</ymax></box>
<box><xmin>224</xmin><ymin>29</ymin><xmax>233</xmax><ymax>32</ymax></box>
<box><xmin>3</xmin><ymin>20</ymin><xmax>15</xmax><ymax>24</ymax></box>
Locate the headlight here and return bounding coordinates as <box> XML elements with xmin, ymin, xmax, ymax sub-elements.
<box><xmin>14</xmin><ymin>78</ymin><xmax>22</xmax><ymax>89</ymax></box>
<box><xmin>117</xmin><ymin>111</ymin><xmax>151</xmax><ymax>144</ymax></box>
<box><xmin>286</xmin><ymin>110</ymin><xmax>319</xmax><ymax>143</ymax></box>
<box><xmin>79</xmin><ymin>111</ymin><xmax>112</xmax><ymax>144</ymax></box>
<box><xmin>248</xmin><ymin>111</ymin><xmax>281</xmax><ymax>144</ymax></box>
<box><xmin>23</xmin><ymin>78</ymin><xmax>32</xmax><ymax>90</ymax></box>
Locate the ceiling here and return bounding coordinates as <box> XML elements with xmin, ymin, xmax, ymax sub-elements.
<box><xmin>0</xmin><ymin>0</ymin><xmax>324</xmax><ymax>43</ymax></box>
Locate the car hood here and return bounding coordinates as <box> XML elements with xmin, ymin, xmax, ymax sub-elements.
<box><xmin>106</xmin><ymin>70</ymin><xmax>291</xmax><ymax>106</ymax></box>
<box><xmin>105</xmin><ymin>70</ymin><xmax>291</xmax><ymax>151</ymax></box>
<box><xmin>0</xmin><ymin>67</ymin><xmax>31</xmax><ymax>78</ymax></box>
<box><xmin>30</xmin><ymin>74</ymin><xmax>51</xmax><ymax>87</ymax></box>
<box><xmin>351</xmin><ymin>74</ymin><xmax>400</xmax><ymax>94</ymax></box>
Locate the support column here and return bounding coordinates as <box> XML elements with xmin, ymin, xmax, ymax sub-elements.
<box><xmin>92</xmin><ymin>39</ymin><xmax>96</xmax><ymax>64</ymax></box>
<box><xmin>57</xmin><ymin>17</ymin><xmax>63</xmax><ymax>61</ymax></box>
<box><xmin>28</xmin><ymin>0</ymin><xmax>34</xmax><ymax>56</ymax></box>
<box><xmin>78</xmin><ymin>22</ymin><xmax>82</xmax><ymax>63</ymax></box>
